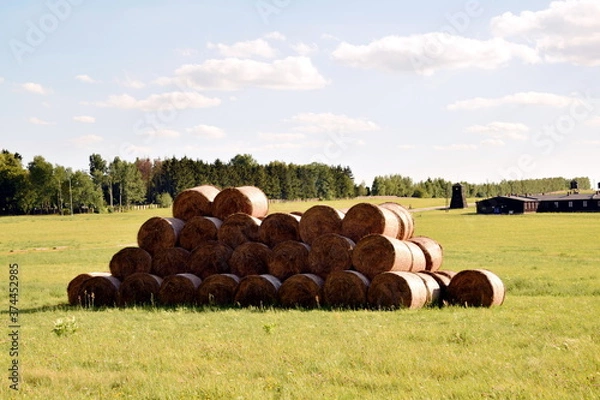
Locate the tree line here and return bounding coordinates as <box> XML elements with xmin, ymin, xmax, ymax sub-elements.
<box><xmin>0</xmin><ymin>148</ymin><xmax>592</xmax><ymax>215</ymax></box>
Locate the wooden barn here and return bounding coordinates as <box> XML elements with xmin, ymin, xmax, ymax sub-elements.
<box><xmin>476</xmin><ymin>193</ymin><xmax>600</xmax><ymax>214</ymax></box>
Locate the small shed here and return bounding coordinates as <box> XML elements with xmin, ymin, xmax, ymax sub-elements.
<box><xmin>476</xmin><ymin>196</ymin><xmax>539</xmax><ymax>215</ymax></box>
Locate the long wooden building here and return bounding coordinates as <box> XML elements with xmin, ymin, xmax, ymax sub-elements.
<box><xmin>476</xmin><ymin>193</ymin><xmax>600</xmax><ymax>214</ymax></box>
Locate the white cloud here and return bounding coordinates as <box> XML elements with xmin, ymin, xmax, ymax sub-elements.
<box><xmin>71</xmin><ymin>134</ymin><xmax>103</xmax><ymax>147</ymax></box>
<box><xmin>258</xmin><ymin>132</ymin><xmax>306</xmax><ymax>141</ymax></box>
<box><xmin>117</xmin><ymin>76</ymin><xmax>145</xmax><ymax>89</ymax></box>
<box><xmin>264</xmin><ymin>31</ymin><xmax>286</xmax><ymax>41</ymax></box>
<box><xmin>0</xmin><ymin>77</ymin><xmax>4</xmax><ymax>84</ymax></box>
<box><xmin>92</xmin><ymin>91</ymin><xmax>221</xmax><ymax>111</ymax></box>
<box><xmin>491</xmin><ymin>0</ymin><xmax>600</xmax><ymax>66</ymax></box>
<box><xmin>291</xmin><ymin>42</ymin><xmax>318</xmax><ymax>56</ymax></box>
<box><xmin>321</xmin><ymin>33</ymin><xmax>340</xmax><ymax>41</ymax></box>
<box><xmin>160</xmin><ymin>57</ymin><xmax>328</xmax><ymax>91</ymax></box>
<box><xmin>207</xmin><ymin>39</ymin><xmax>277</xmax><ymax>59</ymax></box>
<box><xmin>433</xmin><ymin>144</ymin><xmax>477</xmax><ymax>151</ymax></box>
<box><xmin>332</xmin><ymin>34</ymin><xmax>540</xmax><ymax>75</ymax></box>
<box><xmin>585</xmin><ymin>116</ymin><xmax>600</xmax><ymax>127</ymax></box>
<box><xmin>73</xmin><ymin>115</ymin><xmax>96</xmax><ymax>123</ymax></box>
<box><xmin>174</xmin><ymin>48</ymin><xmax>198</xmax><ymax>57</ymax></box>
<box><xmin>138</xmin><ymin>129</ymin><xmax>181</xmax><ymax>138</ymax></box>
<box><xmin>22</xmin><ymin>82</ymin><xmax>51</xmax><ymax>95</ymax></box>
<box><xmin>186</xmin><ymin>124</ymin><xmax>225</xmax><ymax>138</ymax></box>
<box><xmin>398</xmin><ymin>144</ymin><xmax>416</xmax><ymax>150</ymax></box>
<box><xmin>75</xmin><ymin>74</ymin><xmax>99</xmax><ymax>83</ymax></box>
<box><xmin>290</xmin><ymin>112</ymin><xmax>380</xmax><ymax>133</ymax></box>
<box><xmin>481</xmin><ymin>138</ymin><xmax>506</xmax><ymax>147</ymax></box>
<box><xmin>576</xmin><ymin>139</ymin><xmax>600</xmax><ymax>146</ymax></box>
<box><xmin>447</xmin><ymin>91</ymin><xmax>577</xmax><ymax>110</ymax></box>
<box><xmin>467</xmin><ymin>122</ymin><xmax>529</xmax><ymax>141</ymax></box>
<box><xmin>29</xmin><ymin>117</ymin><xmax>55</xmax><ymax>125</ymax></box>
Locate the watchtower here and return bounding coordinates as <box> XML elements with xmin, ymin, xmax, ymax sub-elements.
<box><xmin>449</xmin><ymin>183</ymin><xmax>467</xmax><ymax>209</ymax></box>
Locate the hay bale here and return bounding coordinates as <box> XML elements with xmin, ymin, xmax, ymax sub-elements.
<box><xmin>229</xmin><ymin>242</ymin><xmax>271</xmax><ymax>277</ymax></box>
<box><xmin>118</xmin><ymin>273</ymin><xmax>163</xmax><ymax>306</ymax></box>
<box><xmin>212</xmin><ymin>186</ymin><xmax>269</xmax><ymax>221</ymax></box>
<box><xmin>234</xmin><ymin>274</ymin><xmax>281</xmax><ymax>307</ymax></box>
<box><xmin>367</xmin><ymin>271</ymin><xmax>427</xmax><ymax>309</ymax></box>
<box><xmin>109</xmin><ymin>246</ymin><xmax>152</xmax><ymax>280</ymax></box>
<box><xmin>179</xmin><ymin>216</ymin><xmax>223</xmax><ymax>251</ymax></box>
<box><xmin>189</xmin><ymin>241</ymin><xmax>233</xmax><ymax>279</ymax></box>
<box><xmin>408</xmin><ymin>236</ymin><xmax>443</xmax><ymax>271</ymax></box>
<box><xmin>137</xmin><ymin>217</ymin><xmax>185</xmax><ymax>256</ymax></box>
<box><xmin>307</xmin><ymin>233</ymin><xmax>355</xmax><ymax>279</ymax></box>
<box><xmin>258</xmin><ymin>213</ymin><xmax>301</xmax><ymax>248</ymax></box>
<box><xmin>352</xmin><ymin>234</ymin><xmax>412</xmax><ymax>280</ymax></box>
<box><xmin>150</xmin><ymin>247</ymin><xmax>190</xmax><ymax>278</ymax></box>
<box><xmin>446</xmin><ymin>269</ymin><xmax>505</xmax><ymax>307</ymax></box>
<box><xmin>268</xmin><ymin>240</ymin><xmax>310</xmax><ymax>281</ymax></box>
<box><xmin>278</xmin><ymin>273</ymin><xmax>324</xmax><ymax>308</ymax></box>
<box><xmin>414</xmin><ymin>272</ymin><xmax>442</xmax><ymax>306</ymax></box>
<box><xmin>158</xmin><ymin>273</ymin><xmax>202</xmax><ymax>306</ymax></box>
<box><xmin>404</xmin><ymin>240</ymin><xmax>427</xmax><ymax>272</ymax></box>
<box><xmin>379</xmin><ymin>202</ymin><xmax>415</xmax><ymax>240</ymax></box>
<box><xmin>217</xmin><ymin>212</ymin><xmax>262</xmax><ymax>249</ymax></box>
<box><xmin>298</xmin><ymin>205</ymin><xmax>345</xmax><ymax>245</ymax></box>
<box><xmin>67</xmin><ymin>272</ymin><xmax>111</xmax><ymax>305</ymax></box>
<box><xmin>341</xmin><ymin>203</ymin><xmax>400</xmax><ymax>243</ymax></box>
<box><xmin>196</xmin><ymin>273</ymin><xmax>241</xmax><ymax>306</ymax></box>
<box><xmin>172</xmin><ymin>185</ymin><xmax>220</xmax><ymax>221</ymax></box>
<box><xmin>78</xmin><ymin>275</ymin><xmax>121</xmax><ymax>307</ymax></box>
<box><xmin>323</xmin><ymin>270</ymin><xmax>370</xmax><ymax>308</ymax></box>
<box><xmin>419</xmin><ymin>271</ymin><xmax>452</xmax><ymax>305</ymax></box>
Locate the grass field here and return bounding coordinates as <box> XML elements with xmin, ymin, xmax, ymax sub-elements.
<box><xmin>1</xmin><ymin>197</ymin><xmax>599</xmax><ymax>399</ymax></box>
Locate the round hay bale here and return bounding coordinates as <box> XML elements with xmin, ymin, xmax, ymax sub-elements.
<box><xmin>217</xmin><ymin>212</ymin><xmax>262</xmax><ymax>249</ymax></box>
<box><xmin>179</xmin><ymin>216</ymin><xmax>223</xmax><ymax>251</ymax></box>
<box><xmin>150</xmin><ymin>247</ymin><xmax>190</xmax><ymax>278</ymax></box>
<box><xmin>158</xmin><ymin>273</ymin><xmax>202</xmax><ymax>306</ymax></box>
<box><xmin>189</xmin><ymin>241</ymin><xmax>233</xmax><ymax>279</ymax></box>
<box><xmin>258</xmin><ymin>213</ymin><xmax>301</xmax><ymax>248</ymax></box>
<box><xmin>278</xmin><ymin>273</ymin><xmax>324</xmax><ymax>308</ymax></box>
<box><xmin>298</xmin><ymin>205</ymin><xmax>345</xmax><ymax>245</ymax></box>
<box><xmin>268</xmin><ymin>240</ymin><xmax>310</xmax><ymax>281</ymax></box>
<box><xmin>137</xmin><ymin>216</ymin><xmax>185</xmax><ymax>256</ymax></box>
<box><xmin>404</xmin><ymin>240</ymin><xmax>427</xmax><ymax>272</ymax></box>
<box><xmin>341</xmin><ymin>203</ymin><xmax>400</xmax><ymax>243</ymax></box>
<box><xmin>67</xmin><ymin>272</ymin><xmax>111</xmax><ymax>306</ymax></box>
<box><xmin>351</xmin><ymin>234</ymin><xmax>412</xmax><ymax>280</ymax></box>
<box><xmin>172</xmin><ymin>185</ymin><xmax>220</xmax><ymax>221</ymax></box>
<box><xmin>234</xmin><ymin>274</ymin><xmax>281</xmax><ymax>307</ymax></box>
<box><xmin>118</xmin><ymin>273</ymin><xmax>163</xmax><ymax>306</ymax></box>
<box><xmin>367</xmin><ymin>271</ymin><xmax>427</xmax><ymax>309</ymax></box>
<box><xmin>212</xmin><ymin>186</ymin><xmax>269</xmax><ymax>221</ymax></box>
<box><xmin>323</xmin><ymin>270</ymin><xmax>370</xmax><ymax>308</ymax></box>
<box><xmin>78</xmin><ymin>275</ymin><xmax>121</xmax><ymax>307</ymax></box>
<box><xmin>419</xmin><ymin>271</ymin><xmax>452</xmax><ymax>306</ymax></box>
<box><xmin>196</xmin><ymin>273</ymin><xmax>241</xmax><ymax>306</ymax></box>
<box><xmin>414</xmin><ymin>272</ymin><xmax>442</xmax><ymax>306</ymax></box>
<box><xmin>229</xmin><ymin>242</ymin><xmax>272</xmax><ymax>277</ymax></box>
<box><xmin>307</xmin><ymin>233</ymin><xmax>355</xmax><ymax>279</ymax></box>
<box><xmin>408</xmin><ymin>236</ymin><xmax>443</xmax><ymax>271</ymax></box>
<box><xmin>379</xmin><ymin>202</ymin><xmax>415</xmax><ymax>240</ymax></box>
<box><xmin>109</xmin><ymin>246</ymin><xmax>152</xmax><ymax>280</ymax></box>
<box><xmin>436</xmin><ymin>270</ymin><xmax>457</xmax><ymax>280</ymax></box>
<box><xmin>447</xmin><ymin>269</ymin><xmax>505</xmax><ymax>307</ymax></box>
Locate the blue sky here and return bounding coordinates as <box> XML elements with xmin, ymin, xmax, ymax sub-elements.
<box><xmin>1</xmin><ymin>0</ymin><xmax>599</xmax><ymax>186</ymax></box>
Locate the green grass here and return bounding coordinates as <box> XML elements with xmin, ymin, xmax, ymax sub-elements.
<box><xmin>1</xmin><ymin>201</ymin><xmax>600</xmax><ymax>399</ymax></box>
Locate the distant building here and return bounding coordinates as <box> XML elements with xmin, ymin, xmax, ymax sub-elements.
<box><xmin>449</xmin><ymin>183</ymin><xmax>468</xmax><ymax>209</ymax></box>
<box><xmin>476</xmin><ymin>193</ymin><xmax>600</xmax><ymax>214</ymax></box>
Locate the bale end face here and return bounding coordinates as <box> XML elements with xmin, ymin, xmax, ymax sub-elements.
<box><xmin>446</xmin><ymin>269</ymin><xmax>505</xmax><ymax>307</ymax></box>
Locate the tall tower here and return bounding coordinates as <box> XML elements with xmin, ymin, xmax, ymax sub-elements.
<box><xmin>449</xmin><ymin>183</ymin><xmax>467</xmax><ymax>209</ymax></box>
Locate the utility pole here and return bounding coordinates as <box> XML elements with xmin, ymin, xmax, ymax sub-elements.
<box><xmin>69</xmin><ymin>175</ymin><xmax>74</xmax><ymax>216</ymax></box>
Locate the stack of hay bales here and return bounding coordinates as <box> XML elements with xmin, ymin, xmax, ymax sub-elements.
<box><xmin>68</xmin><ymin>185</ymin><xmax>505</xmax><ymax>309</ymax></box>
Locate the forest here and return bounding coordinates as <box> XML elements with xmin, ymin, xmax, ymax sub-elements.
<box><xmin>0</xmin><ymin>149</ymin><xmax>591</xmax><ymax>215</ymax></box>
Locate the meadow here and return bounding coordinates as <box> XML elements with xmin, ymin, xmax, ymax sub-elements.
<box><xmin>1</xmin><ymin>197</ymin><xmax>599</xmax><ymax>399</ymax></box>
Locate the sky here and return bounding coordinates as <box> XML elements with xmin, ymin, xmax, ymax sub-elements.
<box><xmin>1</xmin><ymin>0</ymin><xmax>599</xmax><ymax>187</ymax></box>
